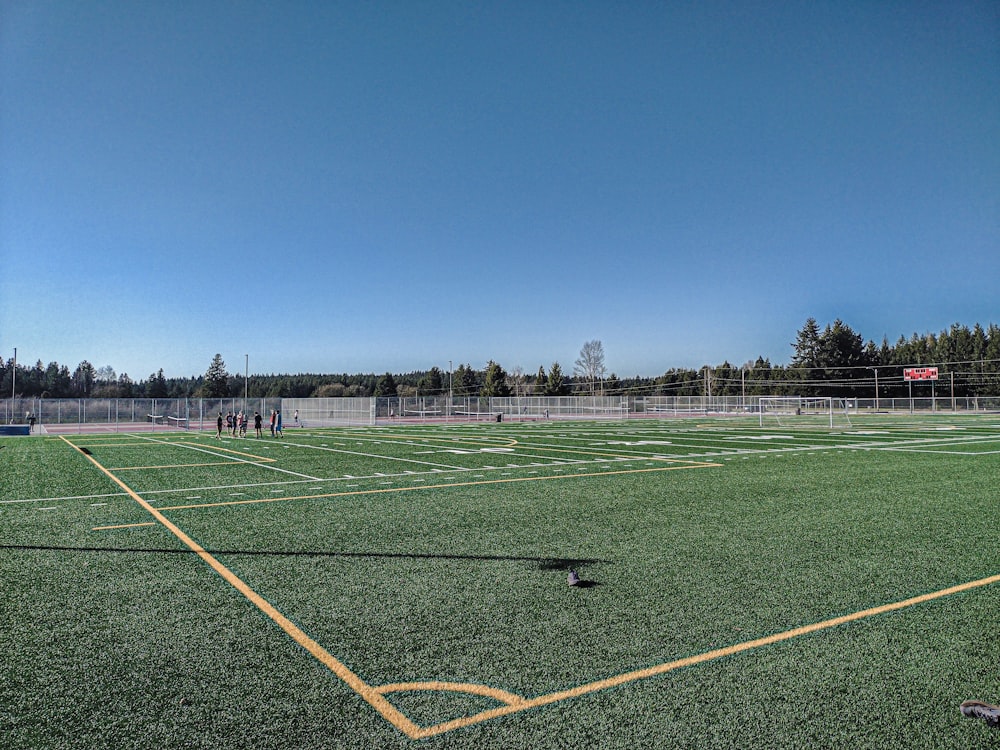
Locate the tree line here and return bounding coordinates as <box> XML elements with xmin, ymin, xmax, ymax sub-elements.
<box><xmin>3</xmin><ymin>319</ymin><xmax>1000</xmax><ymax>400</ymax></box>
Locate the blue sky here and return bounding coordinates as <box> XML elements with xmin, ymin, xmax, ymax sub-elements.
<box><xmin>2</xmin><ymin>1</ymin><xmax>997</xmax><ymax>381</ymax></box>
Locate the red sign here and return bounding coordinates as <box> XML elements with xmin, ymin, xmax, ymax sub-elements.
<box><xmin>904</xmin><ymin>367</ymin><xmax>939</xmax><ymax>381</ymax></box>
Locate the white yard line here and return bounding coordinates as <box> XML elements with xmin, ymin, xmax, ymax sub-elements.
<box><xmin>278</xmin><ymin>440</ymin><xmax>467</xmax><ymax>471</ymax></box>
<box><xmin>134</xmin><ymin>435</ymin><xmax>323</xmax><ymax>480</ymax></box>
<box><xmin>0</xmin><ymin>492</ymin><xmax>126</xmax><ymax>505</ymax></box>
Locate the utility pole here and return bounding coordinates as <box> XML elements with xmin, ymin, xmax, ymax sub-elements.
<box><xmin>10</xmin><ymin>347</ymin><xmax>15</xmax><ymax>424</ymax></box>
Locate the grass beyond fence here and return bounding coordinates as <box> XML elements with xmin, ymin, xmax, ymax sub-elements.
<box><xmin>2</xmin><ymin>416</ymin><xmax>999</xmax><ymax>748</ymax></box>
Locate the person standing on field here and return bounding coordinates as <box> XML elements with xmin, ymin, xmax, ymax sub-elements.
<box><xmin>275</xmin><ymin>410</ymin><xmax>283</xmax><ymax>437</ymax></box>
<box><xmin>216</xmin><ymin>412</ymin><xmax>223</xmax><ymax>439</ymax></box>
<box><xmin>254</xmin><ymin>411</ymin><xmax>263</xmax><ymax>438</ymax></box>
<box><xmin>269</xmin><ymin>410</ymin><xmax>276</xmax><ymax>437</ymax></box>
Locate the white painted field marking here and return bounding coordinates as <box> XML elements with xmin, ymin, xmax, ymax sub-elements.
<box><xmin>726</xmin><ymin>435</ymin><xmax>794</xmax><ymax>441</ymax></box>
<box><xmin>879</xmin><ymin>446</ymin><xmax>1000</xmax><ymax>456</ymax></box>
<box><xmin>1</xmin><ymin>492</ymin><xmax>125</xmax><ymax>505</ymax></box>
<box><xmin>605</xmin><ymin>440</ymin><xmax>673</xmax><ymax>446</ymax></box>
<box><xmin>134</xmin><ymin>435</ymin><xmax>322</xmax><ymax>480</ymax></box>
<box><xmin>285</xmin><ymin>439</ymin><xmax>467</xmax><ymax>471</ymax></box>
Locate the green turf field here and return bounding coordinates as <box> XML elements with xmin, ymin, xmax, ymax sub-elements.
<box><xmin>2</xmin><ymin>416</ymin><xmax>999</xmax><ymax>749</ymax></box>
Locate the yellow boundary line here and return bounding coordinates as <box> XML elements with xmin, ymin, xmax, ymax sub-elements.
<box><xmin>92</xmin><ymin>522</ymin><xmax>158</xmax><ymax>530</ymax></box>
<box><xmin>61</xmin><ymin>435</ymin><xmax>1000</xmax><ymax>740</ymax></box>
<box><xmin>60</xmin><ymin>436</ymin><xmax>422</xmax><ymax>738</ymax></box>
<box><xmin>401</xmin><ymin>571</ymin><xmax>1000</xmax><ymax>738</ymax></box>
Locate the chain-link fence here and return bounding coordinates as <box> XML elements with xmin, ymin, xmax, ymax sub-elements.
<box><xmin>3</xmin><ymin>394</ymin><xmax>998</xmax><ymax>434</ymax></box>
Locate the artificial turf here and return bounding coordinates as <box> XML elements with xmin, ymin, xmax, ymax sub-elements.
<box><xmin>1</xmin><ymin>417</ymin><xmax>998</xmax><ymax>748</ymax></box>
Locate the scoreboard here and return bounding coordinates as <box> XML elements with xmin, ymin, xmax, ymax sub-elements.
<box><xmin>903</xmin><ymin>367</ymin><xmax>939</xmax><ymax>381</ymax></box>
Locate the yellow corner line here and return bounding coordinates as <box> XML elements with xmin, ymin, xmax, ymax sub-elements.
<box><xmin>156</xmin><ymin>463</ymin><xmax>721</xmax><ymax>511</ymax></box>
<box><xmin>375</xmin><ymin>680</ymin><xmax>528</xmax><ymax>707</ymax></box>
<box><xmin>411</xmin><ymin>571</ymin><xmax>1000</xmax><ymax>738</ymax></box>
<box><xmin>60</xmin><ymin>435</ymin><xmax>423</xmax><ymax>739</ymax></box>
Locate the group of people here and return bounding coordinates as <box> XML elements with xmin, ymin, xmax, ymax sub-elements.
<box><xmin>215</xmin><ymin>409</ymin><xmax>283</xmax><ymax>439</ymax></box>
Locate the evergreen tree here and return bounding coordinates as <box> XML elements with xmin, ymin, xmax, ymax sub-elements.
<box><xmin>481</xmin><ymin>361</ymin><xmax>511</xmax><ymax>397</ymax></box>
<box><xmin>374</xmin><ymin>372</ymin><xmax>398</xmax><ymax>396</ymax></box>
<box><xmin>790</xmin><ymin>318</ymin><xmax>822</xmax><ymax>394</ymax></box>
<box><xmin>44</xmin><ymin>362</ymin><xmax>72</xmax><ymax>397</ymax></box>
<box><xmin>202</xmin><ymin>354</ymin><xmax>230</xmax><ymax>398</ymax></box>
<box><xmin>117</xmin><ymin>373</ymin><xmax>134</xmax><ymax>398</ymax></box>
<box><xmin>147</xmin><ymin>368</ymin><xmax>169</xmax><ymax>398</ymax></box>
<box><xmin>72</xmin><ymin>361</ymin><xmax>96</xmax><ymax>397</ymax></box>
<box><xmin>748</xmin><ymin>357</ymin><xmax>772</xmax><ymax>396</ymax></box>
<box><xmin>452</xmin><ymin>364</ymin><xmax>480</xmax><ymax>397</ymax></box>
<box><xmin>534</xmin><ymin>366</ymin><xmax>547</xmax><ymax>394</ymax></box>
<box><xmin>791</xmin><ymin>317</ymin><xmax>822</xmax><ymax>369</ymax></box>
<box><xmin>985</xmin><ymin>324</ymin><xmax>1000</xmax><ymax>391</ymax></box>
<box><xmin>545</xmin><ymin>362</ymin><xmax>568</xmax><ymax>396</ymax></box>
<box><xmin>816</xmin><ymin>319</ymin><xmax>867</xmax><ymax>394</ymax></box>
<box><xmin>417</xmin><ymin>367</ymin><xmax>444</xmax><ymax>395</ymax></box>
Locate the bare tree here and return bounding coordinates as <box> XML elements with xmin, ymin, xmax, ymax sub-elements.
<box><xmin>574</xmin><ymin>340</ymin><xmax>607</xmax><ymax>395</ymax></box>
<box><xmin>508</xmin><ymin>365</ymin><xmax>525</xmax><ymax>397</ymax></box>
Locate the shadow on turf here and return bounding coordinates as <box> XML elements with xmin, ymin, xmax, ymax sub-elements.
<box><xmin>0</xmin><ymin>544</ymin><xmax>606</xmax><ymax>571</ymax></box>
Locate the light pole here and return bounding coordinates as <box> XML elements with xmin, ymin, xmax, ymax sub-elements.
<box><xmin>448</xmin><ymin>360</ymin><xmax>453</xmax><ymax>422</ymax></box>
<box><xmin>869</xmin><ymin>366</ymin><xmax>879</xmax><ymax>413</ymax></box>
<box><xmin>244</xmin><ymin>354</ymin><xmax>249</xmax><ymax>416</ymax></box>
<box><xmin>10</xmin><ymin>347</ymin><xmax>15</xmax><ymax>424</ymax></box>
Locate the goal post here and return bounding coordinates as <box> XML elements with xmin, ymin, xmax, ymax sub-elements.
<box><xmin>758</xmin><ymin>396</ymin><xmax>853</xmax><ymax>428</ymax></box>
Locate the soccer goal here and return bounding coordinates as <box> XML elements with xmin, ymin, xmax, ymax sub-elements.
<box><xmin>758</xmin><ymin>397</ymin><xmax>853</xmax><ymax>428</ymax></box>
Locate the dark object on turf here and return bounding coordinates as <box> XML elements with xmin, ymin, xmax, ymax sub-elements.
<box><xmin>568</xmin><ymin>569</ymin><xmax>580</xmax><ymax>586</ymax></box>
<box><xmin>961</xmin><ymin>700</ymin><xmax>1000</xmax><ymax>728</ymax></box>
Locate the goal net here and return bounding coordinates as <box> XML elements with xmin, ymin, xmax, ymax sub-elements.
<box><xmin>758</xmin><ymin>397</ymin><xmax>853</xmax><ymax>428</ymax></box>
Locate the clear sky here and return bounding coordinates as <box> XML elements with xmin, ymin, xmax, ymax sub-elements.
<box><xmin>2</xmin><ymin>1</ymin><xmax>997</xmax><ymax>381</ymax></box>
